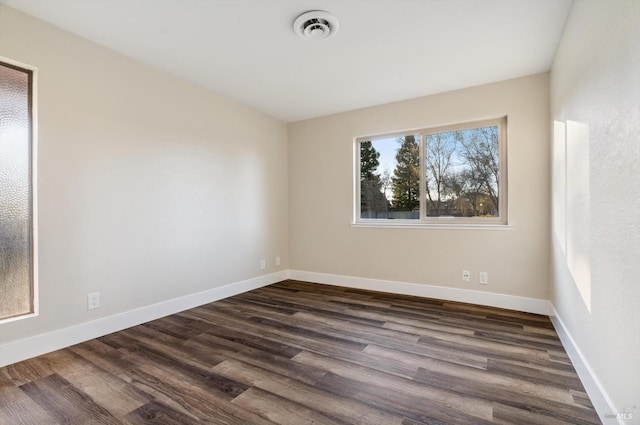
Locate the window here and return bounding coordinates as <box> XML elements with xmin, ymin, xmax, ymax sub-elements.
<box><xmin>356</xmin><ymin>117</ymin><xmax>507</xmax><ymax>226</ymax></box>
<box><xmin>0</xmin><ymin>59</ymin><xmax>37</xmax><ymax>322</ymax></box>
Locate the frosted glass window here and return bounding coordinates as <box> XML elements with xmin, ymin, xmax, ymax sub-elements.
<box><xmin>0</xmin><ymin>60</ymin><xmax>34</xmax><ymax>321</ymax></box>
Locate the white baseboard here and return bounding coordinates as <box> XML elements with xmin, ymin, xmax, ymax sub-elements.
<box><xmin>0</xmin><ymin>271</ymin><xmax>288</xmax><ymax>368</ymax></box>
<box><xmin>550</xmin><ymin>307</ymin><xmax>621</xmax><ymax>425</ymax></box>
<box><xmin>288</xmin><ymin>270</ymin><xmax>552</xmax><ymax>315</ymax></box>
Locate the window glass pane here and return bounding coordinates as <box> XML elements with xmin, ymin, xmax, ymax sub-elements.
<box><xmin>0</xmin><ymin>62</ymin><xmax>33</xmax><ymax>320</ymax></box>
<box><xmin>425</xmin><ymin>125</ymin><xmax>499</xmax><ymax>217</ymax></box>
<box><xmin>360</xmin><ymin>134</ymin><xmax>420</xmax><ymax>220</ymax></box>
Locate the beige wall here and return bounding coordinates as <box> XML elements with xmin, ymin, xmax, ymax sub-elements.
<box><xmin>0</xmin><ymin>6</ymin><xmax>288</xmax><ymax>343</ymax></box>
<box><xmin>288</xmin><ymin>74</ymin><xmax>550</xmax><ymax>300</ymax></box>
<box><xmin>550</xmin><ymin>0</ymin><xmax>640</xmax><ymax>419</ymax></box>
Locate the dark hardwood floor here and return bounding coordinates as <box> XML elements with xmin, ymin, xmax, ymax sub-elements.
<box><xmin>0</xmin><ymin>280</ymin><xmax>601</xmax><ymax>424</ymax></box>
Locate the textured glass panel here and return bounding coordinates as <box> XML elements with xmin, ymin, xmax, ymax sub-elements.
<box><xmin>0</xmin><ymin>62</ymin><xmax>33</xmax><ymax>320</ymax></box>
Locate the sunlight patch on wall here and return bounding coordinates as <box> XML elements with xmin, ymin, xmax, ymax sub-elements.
<box><xmin>552</xmin><ymin>121</ymin><xmax>567</xmax><ymax>254</ymax></box>
<box><xmin>554</xmin><ymin>120</ymin><xmax>591</xmax><ymax>312</ymax></box>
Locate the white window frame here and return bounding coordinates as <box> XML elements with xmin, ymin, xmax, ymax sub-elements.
<box><xmin>354</xmin><ymin>117</ymin><xmax>508</xmax><ymax>228</ymax></box>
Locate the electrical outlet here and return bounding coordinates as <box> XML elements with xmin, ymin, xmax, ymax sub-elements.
<box><xmin>479</xmin><ymin>272</ymin><xmax>488</xmax><ymax>284</ymax></box>
<box><xmin>88</xmin><ymin>292</ymin><xmax>101</xmax><ymax>310</ymax></box>
<box><xmin>260</xmin><ymin>259</ymin><xmax>266</xmax><ymax>270</ymax></box>
<box><xmin>462</xmin><ymin>270</ymin><xmax>471</xmax><ymax>282</ymax></box>
<box><xmin>276</xmin><ymin>256</ymin><xmax>281</xmax><ymax>266</ymax></box>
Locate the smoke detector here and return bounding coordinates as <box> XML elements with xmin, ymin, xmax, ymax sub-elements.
<box><xmin>293</xmin><ymin>10</ymin><xmax>339</xmax><ymax>40</ymax></box>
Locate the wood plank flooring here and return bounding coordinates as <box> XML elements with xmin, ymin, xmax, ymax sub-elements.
<box><xmin>0</xmin><ymin>280</ymin><xmax>601</xmax><ymax>424</ymax></box>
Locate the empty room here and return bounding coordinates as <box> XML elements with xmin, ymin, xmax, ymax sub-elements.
<box><xmin>0</xmin><ymin>0</ymin><xmax>638</xmax><ymax>424</ymax></box>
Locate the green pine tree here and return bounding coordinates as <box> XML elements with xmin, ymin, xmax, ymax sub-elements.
<box><xmin>360</xmin><ymin>141</ymin><xmax>389</xmax><ymax>217</ymax></box>
<box><xmin>360</xmin><ymin>141</ymin><xmax>380</xmax><ymax>181</ymax></box>
<box><xmin>391</xmin><ymin>135</ymin><xmax>420</xmax><ymax>210</ymax></box>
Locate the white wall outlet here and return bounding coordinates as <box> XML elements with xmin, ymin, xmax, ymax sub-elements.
<box><xmin>276</xmin><ymin>256</ymin><xmax>281</xmax><ymax>266</ymax></box>
<box><xmin>260</xmin><ymin>259</ymin><xmax>266</xmax><ymax>270</ymax></box>
<box><xmin>479</xmin><ymin>272</ymin><xmax>489</xmax><ymax>284</ymax></box>
<box><xmin>462</xmin><ymin>270</ymin><xmax>471</xmax><ymax>282</ymax></box>
<box><xmin>88</xmin><ymin>292</ymin><xmax>101</xmax><ymax>310</ymax></box>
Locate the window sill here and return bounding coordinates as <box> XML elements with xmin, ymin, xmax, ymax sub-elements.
<box><xmin>351</xmin><ymin>221</ymin><xmax>512</xmax><ymax>230</ymax></box>
<box><xmin>0</xmin><ymin>311</ymin><xmax>38</xmax><ymax>325</ymax></box>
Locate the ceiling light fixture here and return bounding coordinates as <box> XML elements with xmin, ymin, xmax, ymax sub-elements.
<box><xmin>293</xmin><ymin>10</ymin><xmax>339</xmax><ymax>40</ymax></box>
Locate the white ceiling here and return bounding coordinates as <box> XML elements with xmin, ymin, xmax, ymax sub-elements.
<box><xmin>1</xmin><ymin>0</ymin><xmax>573</xmax><ymax>122</ymax></box>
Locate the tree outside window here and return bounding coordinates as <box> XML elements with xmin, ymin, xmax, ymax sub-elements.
<box><xmin>357</xmin><ymin>117</ymin><xmax>506</xmax><ymax>224</ymax></box>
